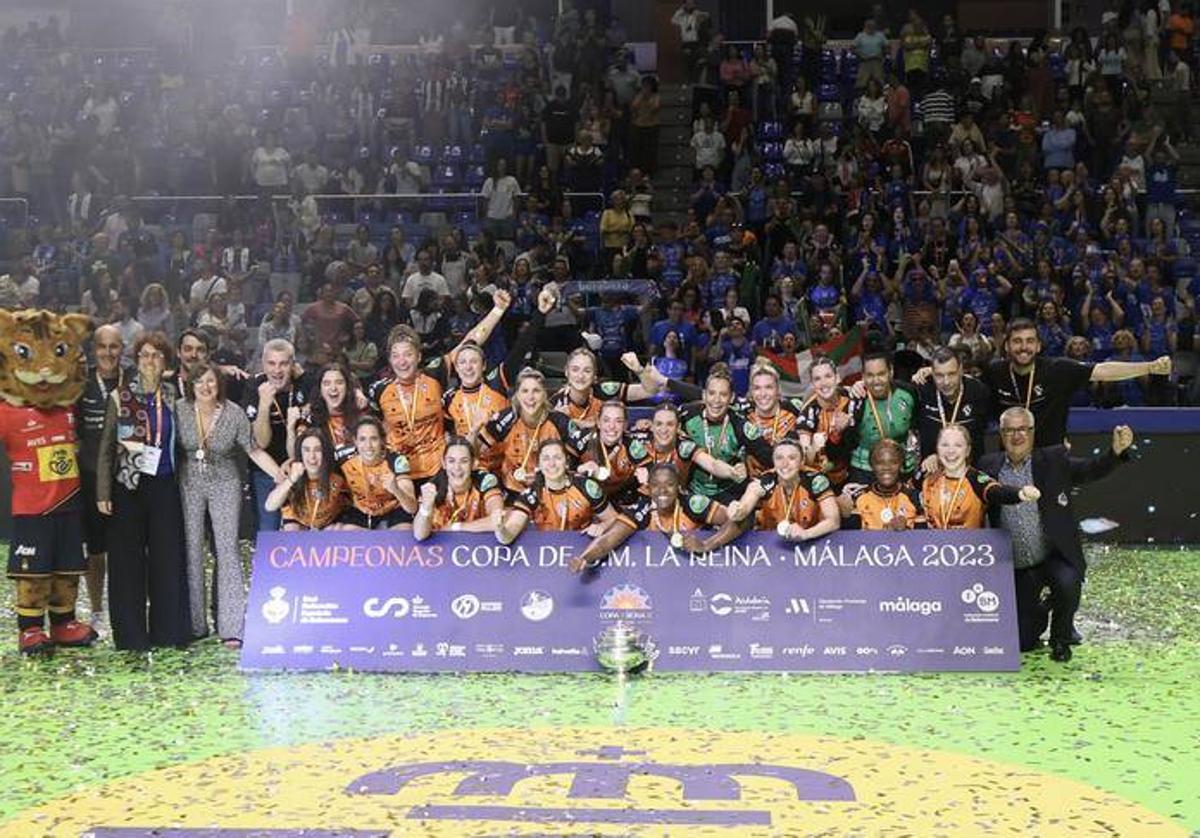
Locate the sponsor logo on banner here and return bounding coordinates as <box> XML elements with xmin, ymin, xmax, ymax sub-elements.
<box><xmin>599</xmin><ymin>585</ymin><xmax>653</xmax><ymax>622</ymax></box>
<box><xmin>451</xmin><ymin>594</ymin><xmax>503</xmax><ymax>620</ymax></box>
<box><xmin>550</xmin><ymin>647</ymin><xmax>586</xmax><ymax>656</ymax></box>
<box><xmin>520</xmin><ymin>590</ymin><xmax>555</xmax><ymax>622</ymax></box>
<box><xmin>781</xmin><ymin>644</ymin><xmax>816</xmax><ymax>657</ymax></box>
<box><xmin>473</xmin><ymin>643</ymin><xmax>505</xmax><ymax>657</ymax></box>
<box><xmin>513</xmin><ymin>646</ymin><xmax>545</xmax><ymax>656</ymax></box>
<box><xmin>953</xmin><ymin>646</ymin><xmax>976</xmax><ymax>656</ymax></box>
<box><xmin>785</xmin><ymin>597</ymin><xmax>811</xmax><ymax>615</ymax></box>
<box><xmin>411</xmin><ymin>643</ymin><xmax>428</xmax><ymax>657</ymax></box>
<box><xmin>689</xmin><ymin>588</ymin><xmax>707</xmax><ymax>612</ymax></box>
<box><xmin>707</xmin><ymin>644</ymin><xmax>742</xmax><ymax>660</ymax></box>
<box><xmin>887</xmin><ymin>644</ymin><xmax>909</xmax><ymax>657</ymax></box>
<box><xmin>961</xmin><ymin>583</ymin><xmax>1001</xmax><ymax>624</ymax></box>
<box><xmin>362</xmin><ymin>595</ymin><xmax>438</xmax><ymax>619</ymax></box>
<box><xmin>261</xmin><ymin>586</ymin><xmax>291</xmax><ymax>624</ymax></box>
<box><xmin>822</xmin><ymin>646</ymin><xmax>847</xmax><ymax>656</ymax></box>
<box><xmin>668</xmin><ymin>645</ymin><xmax>701</xmax><ymax>656</ymax></box>
<box><xmin>749</xmin><ymin>643</ymin><xmax>775</xmax><ymax>659</ymax></box>
<box><xmin>708</xmin><ymin>592</ymin><xmax>771</xmax><ymax>620</ymax></box>
<box><xmin>435</xmin><ymin>642</ymin><xmax>467</xmax><ymax>658</ymax></box>
<box><xmin>878</xmin><ymin>597</ymin><xmax>943</xmax><ymax>616</ymax></box>
<box><xmin>982</xmin><ymin>646</ymin><xmax>1005</xmax><ymax>655</ymax></box>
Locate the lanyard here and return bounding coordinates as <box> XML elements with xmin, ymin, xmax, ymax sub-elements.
<box><xmin>308</xmin><ymin>487</ymin><xmax>323</xmax><ymax>530</ymax></box>
<box><xmin>936</xmin><ymin>386</ymin><xmax>963</xmax><ymax>428</ymax></box>
<box><xmin>518</xmin><ymin>418</ymin><xmax>545</xmax><ymax>472</ymax></box>
<box><xmin>462</xmin><ymin>386</ymin><xmax>487</xmax><ymax>431</ymax></box>
<box><xmin>866</xmin><ymin>391</ymin><xmax>893</xmax><ymax>440</ymax></box>
<box><xmin>1009</xmin><ymin>363</ymin><xmax>1036</xmax><ymax>410</ymax></box>
<box><xmin>448</xmin><ymin>484</ymin><xmax>472</xmax><ymax>523</ymax></box>
<box><xmin>781</xmin><ymin>479</ymin><xmax>803</xmax><ymax>523</ymax></box>
<box><xmin>654</xmin><ymin>502</ymin><xmax>682</xmax><ymax>536</ymax></box>
<box><xmin>933</xmin><ymin>473</ymin><xmax>968</xmax><ymax>529</ymax></box>
<box><xmin>396</xmin><ymin>379</ymin><xmax>418</xmax><ymax>430</ymax></box>
<box><xmin>97</xmin><ymin>369</ymin><xmax>122</xmax><ymax>402</ymax></box>
<box><xmin>196</xmin><ymin>405</ymin><xmax>213</xmax><ymax>456</ymax></box>
<box><xmin>147</xmin><ymin>388</ymin><xmax>164</xmax><ymax>447</ymax></box>
<box><xmin>703</xmin><ymin>414</ymin><xmax>729</xmax><ymax>456</ymax></box>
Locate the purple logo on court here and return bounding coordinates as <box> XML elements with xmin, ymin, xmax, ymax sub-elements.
<box><xmin>346</xmin><ymin>746</ymin><xmax>856</xmax><ymax>826</ymax></box>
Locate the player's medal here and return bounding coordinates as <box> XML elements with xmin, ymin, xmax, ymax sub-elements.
<box><xmin>595</xmin><ymin>467</ymin><xmax>610</xmax><ymax>481</ymax></box>
<box><xmin>195</xmin><ymin>449</ymin><xmax>206</xmax><ymax>462</ymax></box>
<box><xmin>670</xmin><ymin>532</ymin><xmax>684</xmax><ymax>549</ymax></box>
<box><xmin>514</xmin><ymin>466</ymin><xmax>527</xmax><ymax>483</ymax></box>
<box><xmin>776</xmin><ymin>520</ymin><xmax>791</xmax><ymax>538</ymax></box>
<box><xmin>880</xmin><ymin>506</ymin><xmax>894</xmax><ymax>524</ymax></box>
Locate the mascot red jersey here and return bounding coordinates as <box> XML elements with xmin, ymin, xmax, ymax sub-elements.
<box><xmin>0</xmin><ymin>309</ymin><xmax>97</xmax><ymax>654</ymax></box>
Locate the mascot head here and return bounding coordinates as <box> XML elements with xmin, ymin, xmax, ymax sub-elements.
<box><xmin>0</xmin><ymin>309</ymin><xmax>91</xmax><ymax>408</ymax></box>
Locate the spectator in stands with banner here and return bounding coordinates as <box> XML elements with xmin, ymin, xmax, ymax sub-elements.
<box><xmin>980</xmin><ymin>409</ymin><xmax>1135</xmax><ymax>662</ymax></box>
<box><xmin>265</xmin><ymin>429</ymin><xmax>348</xmax><ymax>532</ymax></box>
<box><xmin>413</xmin><ymin>437</ymin><xmax>504</xmax><ymax>539</ymax></box>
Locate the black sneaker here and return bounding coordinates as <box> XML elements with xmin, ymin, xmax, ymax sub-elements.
<box><xmin>1049</xmin><ymin>641</ymin><xmax>1072</xmax><ymax>663</ymax></box>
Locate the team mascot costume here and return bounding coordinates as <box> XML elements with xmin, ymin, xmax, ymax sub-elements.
<box><xmin>0</xmin><ymin>309</ymin><xmax>97</xmax><ymax>655</ymax></box>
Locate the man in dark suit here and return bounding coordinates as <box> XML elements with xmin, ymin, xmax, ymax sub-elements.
<box><xmin>978</xmin><ymin>407</ymin><xmax>1133</xmax><ymax>662</ymax></box>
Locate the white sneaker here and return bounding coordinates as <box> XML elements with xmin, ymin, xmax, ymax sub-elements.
<box><xmin>90</xmin><ymin>611</ymin><xmax>109</xmax><ymax>636</ymax></box>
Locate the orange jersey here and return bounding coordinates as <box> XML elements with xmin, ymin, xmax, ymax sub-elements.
<box><xmin>637</xmin><ymin>437</ymin><xmax>701</xmax><ymax>491</ymax></box>
<box><xmin>426</xmin><ymin>469</ymin><xmax>503</xmax><ymax>530</ymax></box>
<box><xmin>551</xmin><ymin>381</ymin><xmax>628</xmax><ymax>426</ymax></box>
<box><xmin>297</xmin><ymin>411</ymin><xmax>356</xmax><ymax>463</ymax></box>
<box><xmin>745</xmin><ymin>401</ymin><xmax>802</xmax><ymax>476</ymax></box>
<box><xmin>752</xmin><ymin>470</ymin><xmax>834</xmax><ymax>530</ymax></box>
<box><xmin>849</xmin><ymin>485</ymin><xmax>924</xmax><ymax>530</ymax></box>
<box><xmin>796</xmin><ymin>391</ymin><xmax>853</xmax><ymax>486</ymax></box>
<box><xmin>623</xmin><ymin>493</ymin><xmax>717</xmax><ymax>533</ymax></box>
<box><xmin>480</xmin><ymin>408</ymin><xmax>585</xmax><ymax>493</ymax></box>
<box><xmin>340</xmin><ymin>453</ymin><xmax>409</xmax><ymax>517</ymax></box>
<box><xmin>578</xmin><ymin>434</ymin><xmax>650</xmax><ymax>498</ymax></box>
<box><xmin>369</xmin><ymin>372</ymin><xmax>445</xmax><ymax>479</ymax></box>
<box><xmin>920</xmin><ymin>468</ymin><xmax>1014</xmax><ymax>529</ymax></box>
<box><xmin>514</xmin><ymin>475</ymin><xmax>610</xmax><ymax>531</ymax></box>
<box><xmin>281</xmin><ymin>473</ymin><xmax>350</xmax><ymax>529</ymax></box>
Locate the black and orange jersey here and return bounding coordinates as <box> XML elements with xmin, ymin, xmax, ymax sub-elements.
<box><xmin>425</xmin><ymin>469</ymin><xmax>503</xmax><ymax>530</ymax></box>
<box><xmin>296</xmin><ymin>410</ymin><xmax>356</xmax><ymax>464</ymax></box>
<box><xmin>368</xmin><ymin>368</ymin><xmax>445</xmax><ymax>479</ymax></box>
<box><xmin>634</xmin><ymin>437</ymin><xmax>702</xmax><ymax>491</ymax></box>
<box><xmin>340</xmin><ymin>453</ymin><xmax>410</xmax><ymax>517</ymax></box>
<box><xmin>513</xmin><ymin>475</ymin><xmax>612</xmax><ymax>531</ymax></box>
<box><xmin>551</xmin><ymin>380</ymin><xmax>629</xmax><ymax>426</ymax></box>
<box><xmin>577</xmin><ymin>434</ymin><xmax>650</xmax><ymax>498</ymax></box>
<box><xmin>751</xmin><ymin>470</ymin><xmax>834</xmax><ymax>530</ymax></box>
<box><xmin>744</xmin><ymin>399</ymin><xmax>803</xmax><ymax>476</ymax></box>
<box><xmin>281</xmin><ymin>473</ymin><xmax>350</xmax><ymax>529</ymax></box>
<box><xmin>480</xmin><ymin>409</ymin><xmax>586</xmax><ymax>493</ymax></box>
<box><xmin>622</xmin><ymin>493</ymin><xmax>718</xmax><ymax>533</ymax></box>
<box><xmin>442</xmin><ymin>380</ymin><xmax>510</xmax><ymax>438</ymax></box>
<box><xmin>795</xmin><ymin>391</ymin><xmax>854</xmax><ymax>487</ymax></box>
<box><xmin>919</xmin><ymin>467</ymin><xmax>1020</xmax><ymax>529</ymax></box>
<box><xmin>845</xmin><ymin>484</ymin><xmax>924</xmax><ymax>530</ymax></box>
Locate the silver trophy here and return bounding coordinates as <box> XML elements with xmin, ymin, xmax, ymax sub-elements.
<box><xmin>593</xmin><ymin>621</ymin><xmax>654</xmax><ymax>674</ymax></box>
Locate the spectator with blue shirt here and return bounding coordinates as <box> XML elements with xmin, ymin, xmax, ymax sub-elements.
<box><xmin>750</xmin><ymin>294</ymin><xmax>797</xmax><ymax>350</ymax></box>
<box><xmin>1144</xmin><ymin>130</ymin><xmax>1180</xmax><ymax>238</ymax></box>
<box><xmin>568</xmin><ymin>291</ymin><xmax>645</xmax><ymax>377</ymax></box>
<box><xmin>708</xmin><ymin>316</ymin><xmax>755</xmax><ymax>395</ymax></box>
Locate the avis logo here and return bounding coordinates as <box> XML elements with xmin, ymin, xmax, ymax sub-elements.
<box><xmin>363</xmin><ymin>596</ymin><xmax>411</xmax><ymax>618</ymax></box>
<box><xmin>346</xmin><ymin>751</ymin><xmax>856</xmax><ymax>827</ymax></box>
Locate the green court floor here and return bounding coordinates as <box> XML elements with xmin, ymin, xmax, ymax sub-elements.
<box><xmin>1</xmin><ymin>546</ymin><xmax>1196</xmax><ymax>836</ymax></box>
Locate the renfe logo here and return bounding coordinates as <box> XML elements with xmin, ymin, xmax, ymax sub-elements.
<box><xmin>878</xmin><ymin>598</ymin><xmax>943</xmax><ymax>616</ymax></box>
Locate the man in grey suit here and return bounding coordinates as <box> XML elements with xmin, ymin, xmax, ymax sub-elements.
<box><xmin>978</xmin><ymin>407</ymin><xmax>1134</xmax><ymax>663</ymax></box>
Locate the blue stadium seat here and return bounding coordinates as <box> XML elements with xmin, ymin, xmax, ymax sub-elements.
<box><xmin>432</xmin><ymin>164</ymin><xmax>461</xmax><ymax>188</ymax></box>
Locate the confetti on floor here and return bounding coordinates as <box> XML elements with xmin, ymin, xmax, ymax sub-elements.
<box><xmin>0</xmin><ymin>546</ymin><xmax>1196</xmax><ymax>836</ymax></box>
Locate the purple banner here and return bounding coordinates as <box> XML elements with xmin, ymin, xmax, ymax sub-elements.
<box><xmin>240</xmin><ymin>530</ymin><xmax>1020</xmax><ymax>672</ymax></box>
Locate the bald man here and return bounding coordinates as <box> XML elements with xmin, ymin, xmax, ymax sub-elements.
<box><xmin>76</xmin><ymin>324</ymin><xmax>127</xmax><ymax>630</ymax></box>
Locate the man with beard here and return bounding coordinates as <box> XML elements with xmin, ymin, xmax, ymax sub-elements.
<box><xmin>981</xmin><ymin>319</ymin><xmax>1170</xmax><ymax>447</ymax></box>
<box><xmin>914</xmin><ymin>346</ymin><xmax>992</xmax><ymax>469</ymax></box>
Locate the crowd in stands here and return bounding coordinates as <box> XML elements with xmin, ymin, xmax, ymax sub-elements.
<box><xmin>1</xmin><ymin>1</ymin><xmax>1199</xmax><ymax>407</ymax></box>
